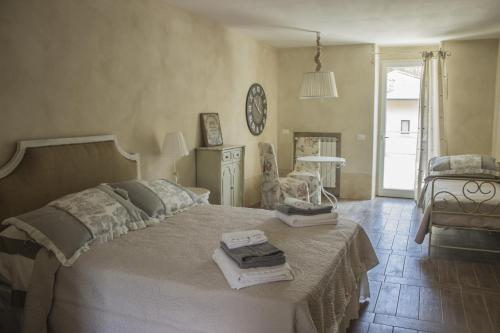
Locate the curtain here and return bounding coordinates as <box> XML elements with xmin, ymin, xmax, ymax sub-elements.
<box><xmin>414</xmin><ymin>51</ymin><xmax>448</xmax><ymax>201</ymax></box>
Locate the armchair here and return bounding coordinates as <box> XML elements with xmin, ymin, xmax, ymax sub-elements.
<box><xmin>287</xmin><ymin>137</ymin><xmax>322</xmax><ymax>205</ymax></box>
<box><xmin>258</xmin><ymin>142</ymin><xmax>309</xmax><ymax>210</ymax></box>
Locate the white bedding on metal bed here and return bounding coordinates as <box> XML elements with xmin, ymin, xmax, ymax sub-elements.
<box><xmin>415</xmin><ymin>178</ymin><xmax>500</xmax><ymax>244</ymax></box>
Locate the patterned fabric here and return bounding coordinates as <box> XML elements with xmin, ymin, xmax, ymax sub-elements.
<box><xmin>287</xmin><ymin>171</ymin><xmax>322</xmax><ymax>205</ymax></box>
<box><xmin>138</xmin><ymin>179</ymin><xmax>195</xmax><ymax>217</ymax></box>
<box><xmin>50</xmin><ymin>188</ymin><xmax>132</xmax><ymax>242</ymax></box>
<box><xmin>428</xmin><ymin>155</ymin><xmax>499</xmax><ymax>178</ymax></box>
<box><xmin>259</xmin><ymin>143</ymin><xmax>283</xmax><ymax>209</ymax></box>
<box><xmin>258</xmin><ymin>142</ymin><xmax>309</xmax><ymax>209</ymax></box>
<box><xmin>292</xmin><ymin>137</ymin><xmax>322</xmax><ymax>204</ymax></box>
<box><xmin>294</xmin><ymin>137</ymin><xmax>320</xmax><ymax>174</ymax></box>
<box><xmin>279</xmin><ymin>177</ymin><xmax>309</xmax><ymax>203</ymax></box>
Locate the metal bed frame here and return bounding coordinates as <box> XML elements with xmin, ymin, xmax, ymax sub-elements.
<box><xmin>428</xmin><ymin>176</ymin><xmax>500</xmax><ymax>255</ymax></box>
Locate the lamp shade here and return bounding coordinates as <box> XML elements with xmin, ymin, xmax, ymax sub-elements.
<box><xmin>299</xmin><ymin>71</ymin><xmax>338</xmax><ymax>99</ymax></box>
<box><xmin>162</xmin><ymin>131</ymin><xmax>189</xmax><ymax>158</ymax></box>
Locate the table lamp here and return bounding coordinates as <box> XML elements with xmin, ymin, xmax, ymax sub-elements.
<box><xmin>162</xmin><ymin>131</ymin><xmax>189</xmax><ymax>183</ymax></box>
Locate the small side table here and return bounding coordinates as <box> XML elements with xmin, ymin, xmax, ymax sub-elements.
<box><xmin>186</xmin><ymin>187</ymin><xmax>211</xmax><ymax>203</ymax></box>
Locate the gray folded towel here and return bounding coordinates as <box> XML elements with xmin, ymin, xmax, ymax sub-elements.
<box><xmin>276</xmin><ymin>204</ymin><xmax>333</xmax><ymax>216</ymax></box>
<box><xmin>220</xmin><ymin>241</ymin><xmax>286</xmax><ymax>269</ymax></box>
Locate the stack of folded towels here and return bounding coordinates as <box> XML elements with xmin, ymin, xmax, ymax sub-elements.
<box><xmin>275</xmin><ymin>198</ymin><xmax>338</xmax><ymax>227</ymax></box>
<box><xmin>213</xmin><ymin>230</ymin><xmax>294</xmax><ymax>289</ymax></box>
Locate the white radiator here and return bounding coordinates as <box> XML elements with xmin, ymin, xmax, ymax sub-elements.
<box><xmin>319</xmin><ymin>138</ymin><xmax>337</xmax><ymax>188</ymax></box>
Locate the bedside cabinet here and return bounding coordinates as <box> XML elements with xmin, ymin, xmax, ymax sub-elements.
<box><xmin>196</xmin><ymin>145</ymin><xmax>245</xmax><ymax>206</ymax></box>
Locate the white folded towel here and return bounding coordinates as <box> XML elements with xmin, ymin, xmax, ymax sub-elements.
<box><xmin>275</xmin><ymin>210</ymin><xmax>338</xmax><ymax>227</ymax></box>
<box><xmin>221</xmin><ymin>229</ymin><xmax>267</xmax><ymax>249</ymax></box>
<box><xmin>213</xmin><ymin>248</ymin><xmax>294</xmax><ymax>289</ymax></box>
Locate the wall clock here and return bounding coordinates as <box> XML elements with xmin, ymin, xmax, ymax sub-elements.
<box><xmin>245</xmin><ymin>83</ymin><xmax>267</xmax><ymax>136</ymax></box>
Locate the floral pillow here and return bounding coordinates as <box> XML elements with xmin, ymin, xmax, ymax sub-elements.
<box><xmin>3</xmin><ymin>185</ymin><xmax>157</xmax><ymax>267</ymax></box>
<box><xmin>138</xmin><ymin>179</ymin><xmax>196</xmax><ymax>217</ymax></box>
<box><xmin>109</xmin><ymin>179</ymin><xmax>197</xmax><ymax>219</ymax></box>
<box><xmin>49</xmin><ymin>186</ymin><xmax>153</xmax><ymax>242</ymax></box>
<box><xmin>429</xmin><ymin>155</ymin><xmax>499</xmax><ymax>178</ymax></box>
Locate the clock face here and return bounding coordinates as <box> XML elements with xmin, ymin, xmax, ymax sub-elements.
<box><xmin>245</xmin><ymin>83</ymin><xmax>267</xmax><ymax>136</ymax></box>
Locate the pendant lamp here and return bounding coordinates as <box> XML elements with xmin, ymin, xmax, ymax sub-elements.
<box><xmin>299</xmin><ymin>32</ymin><xmax>338</xmax><ymax>99</ymax></box>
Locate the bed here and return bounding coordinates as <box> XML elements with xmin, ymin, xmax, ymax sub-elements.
<box><xmin>0</xmin><ymin>135</ymin><xmax>378</xmax><ymax>333</ymax></box>
<box><xmin>415</xmin><ymin>156</ymin><xmax>500</xmax><ymax>254</ymax></box>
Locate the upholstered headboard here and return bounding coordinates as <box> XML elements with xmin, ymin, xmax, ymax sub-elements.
<box><xmin>0</xmin><ymin>135</ymin><xmax>139</xmax><ymax>221</ymax></box>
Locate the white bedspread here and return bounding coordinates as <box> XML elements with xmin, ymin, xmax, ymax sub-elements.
<box><xmin>48</xmin><ymin>205</ymin><xmax>377</xmax><ymax>333</ymax></box>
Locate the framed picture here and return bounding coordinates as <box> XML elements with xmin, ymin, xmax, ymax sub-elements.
<box><xmin>200</xmin><ymin>113</ymin><xmax>223</xmax><ymax>147</ymax></box>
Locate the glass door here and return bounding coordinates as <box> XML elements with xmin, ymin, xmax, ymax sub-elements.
<box><xmin>377</xmin><ymin>61</ymin><xmax>422</xmax><ymax>198</ymax></box>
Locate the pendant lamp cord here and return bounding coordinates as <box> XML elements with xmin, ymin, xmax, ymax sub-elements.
<box><xmin>314</xmin><ymin>32</ymin><xmax>322</xmax><ymax>72</ymax></box>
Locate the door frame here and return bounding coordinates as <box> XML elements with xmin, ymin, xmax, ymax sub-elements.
<box><xmin>376</xmin><ymin>59</ymin><xmax>422</xmax><ymax>199</ymax></box>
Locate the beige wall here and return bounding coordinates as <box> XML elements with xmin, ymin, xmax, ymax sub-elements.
<box><xmin>0</xmin><ymin>0</ymin><xmax>279</xmax><ymax>207</ymax></box>
<box><xmin>492</xmin><ymin>40</ymin><xmax>500</xmax><ymax>159</ymax></box>
<box><xmin>277</xmin><ymin>44</ymin><xmax>376</xmax><ymax>199</ymax></box>
<box><xmin>2</xmin><ymin>0</ymin><xmax>498</xmax><ymax>206</ymax></box>
<box><xmin>442</xmin><ymin>39</ymin><xmax>499</xmax><ymax>155</ymax></box>
<box><xmin>379</xmin><ymin>45</ymin><xmax>438</xmax><ymax>61</ymax></box>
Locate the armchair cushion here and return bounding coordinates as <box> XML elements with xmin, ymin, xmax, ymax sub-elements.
<box><xmin>259</xmin><ymin>142</ymin><xmax>310</xmax><ymax>209</ymax></box>
<box><xmin>278</xmin><ymin>177</ymin><xmax>309</xmax><ymax>203</ymax></box>
<box><xmin>288</xmin><ymin>171</ymin><xmax>322</xmax><ymax>205</ymax></box>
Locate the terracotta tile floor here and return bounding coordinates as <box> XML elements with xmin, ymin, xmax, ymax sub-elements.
<box><xmin>339</xmin><ymin>197</ymin><xmax>500</xmax><ymax>333</ymax></box>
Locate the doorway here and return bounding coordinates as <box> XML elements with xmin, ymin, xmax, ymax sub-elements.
<box><xmin>377</xmin><ymin>61</ymin><xmax>423</xmax><ymax>198</ymax></box>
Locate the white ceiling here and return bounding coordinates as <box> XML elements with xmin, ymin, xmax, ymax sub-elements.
<box><xmin>165</xmin><ymin>0</ymin><xmax>500</xmax><ymax>47</ymax></box>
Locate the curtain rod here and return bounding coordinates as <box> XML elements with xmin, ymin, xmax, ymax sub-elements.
<box><xmin>374</xmin><ymin>50</ymin><xmax>451</xmax><ymax>56</ymax></box>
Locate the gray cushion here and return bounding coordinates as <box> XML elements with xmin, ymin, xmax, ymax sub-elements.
<box><xmin>108</xmin><ymin>181</ymin><xmax>166</xmax><ymax>218</ymax></box>
<box><xmin>11</xmin><ymin>206</ymin><xmax>92</xmax><ymax>261</ymax></box>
